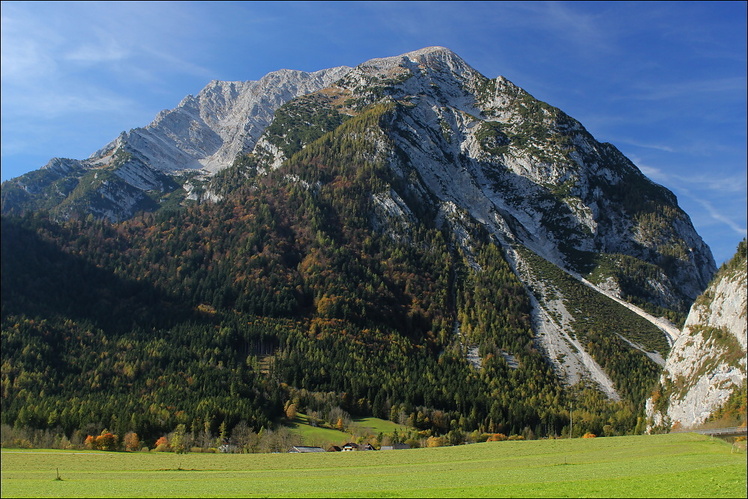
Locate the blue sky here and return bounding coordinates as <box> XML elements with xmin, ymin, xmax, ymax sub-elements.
<box><xmin>1</xmin><ymin>1</ymin><xmax>745</xmax><ymax>265</ymax></box>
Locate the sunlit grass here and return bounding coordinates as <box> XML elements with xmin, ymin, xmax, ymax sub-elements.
<box><xmin>286</xmin><ymin>413</ymin><xmax>409</xmax><ymax>447</ymax></box>
<box><xmin>1</xmin><ymin>433</ymin><xmax>745</xmax><ymax>498</ymax></box>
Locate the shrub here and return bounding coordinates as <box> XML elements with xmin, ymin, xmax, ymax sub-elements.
<box><xmin>2</xmin><ymin>438</ymin><xmax>33</xmax><ymax>449</ymax></box>
<box><xmin>426</xmin><ymin>436</ymin><xmax>445</xmax><ymax>447</ymax></box>
<box><xmin>582</xmin><ymin>433</ymin><xmax>597</xmax><ymax>439</ymax></box>
<box><xmin>153</xmin><ymin>436</ymin><xmax>170</xmax><ymax>452</ymax></box>
<box><xmin>123</xmin><ymin>432</ymin><xmax>140</xmax><ymax>452</ymax></box>
<box><xmin>95</xmin><ymin>432</ymin><xmax>118</xmax><ymax>451</ymax></box>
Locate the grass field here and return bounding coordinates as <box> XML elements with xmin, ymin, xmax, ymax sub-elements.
<box><xmin>288</xmin><ymin>413</ymin><xmax>409</xmax><ymax>447</ymax></box>
<box><xmin>1</xmin><ymin>433</ymin><xmax>745</xmax><ymax>498</ymax></box>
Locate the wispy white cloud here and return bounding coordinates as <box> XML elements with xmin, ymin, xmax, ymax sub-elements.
<box><xmin>140</xmin><ymin>46</ymin><xmax>216</xmax><ymax>80</ymax></box>
<box><xmin>1</xmin><ymin>0</ymin><xmax>219</xmax><ymax>160</ymax></box>
<box><xmin>634</xmin><ymin>156</ymin><xmax>746</xmax><ymax>194</ymax></box>
<box><xmin>9</xmin><ymin>88</ymin><xmax>136</xmax><ymax>119</ymax></box>
<box><xmin>0</xmin><ymin>6</ymin><xmax>63</xmax><ymax>82</ymax></box>
<box><xmin>616</xmin><ymin>139</ymin><xmax>675</xmax><ymax>153</ymax></box>
<box><xmin>692</xmin><ymin>197</ymin><xmax>747</xmax><ymax>236</ymax></box>
<box><xmin>625</xmin><ymin>77</ymin><xmax>746</xmax><ymax>102</ymax></box>
<box><xmin>64</xmin><ymin>37</ymin><xmax>130</xmax><ymax>65</ymax></box>
<box><xmin>633</xmin><ymin>155</ymin><xmax>746</xmax><ymax>239</ymax></box>
<box><xmin>532</xmin><ymin>1</ymin><xmax>609</xmax><ymax>49</ymax></box>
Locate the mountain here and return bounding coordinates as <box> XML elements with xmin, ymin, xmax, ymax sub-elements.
<box><xmin>1</xmin><ymin>65</ymin><xmax>351</xmax><ymax>222</ymax></box>
<box><xmin>2</xmin><ymin>47</ymin><xmax>715</xmax><ymax>313</ymax></box>
<box><xmin>0</xmin><ymin>47</ymin><xmax>724</xmax><ymax>445</ymax></box>
<box><xmin>646</xmin><ymin>239</ymin><xmax>747</xmax><ymax>430</ymax></box>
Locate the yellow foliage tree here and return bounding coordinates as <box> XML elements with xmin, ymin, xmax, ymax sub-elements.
<box><xmin>285</xmin><ymin>403</ymin><xmax>298</xmax><ymax>420</ymax></box>
<box><xmin>426</xmin><ymin>436</ymin><xmax>444</xmax><ymax>447</ymax></box>
<box><xmin>123</xmin><ymin>431</ymin><xmax>140</xmax><ymax>452</ymax></box>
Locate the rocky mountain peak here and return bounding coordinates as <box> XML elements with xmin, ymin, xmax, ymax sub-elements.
<box><xmin>388</xmin><ymin>46</ymin><xmax>475</xmax><ymax>74</ymax></box>
<box><xmin>2</xmin><ymin>47</ymin><xmax>716</xmax><ymax>312</ymax></box>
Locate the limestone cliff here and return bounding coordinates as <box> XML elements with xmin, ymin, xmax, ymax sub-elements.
<box><xmin>646</xmin><ymin>239</ymin><xmax>747</xmax><ymax>430</ymax></box>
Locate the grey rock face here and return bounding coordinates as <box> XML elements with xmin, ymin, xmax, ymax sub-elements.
<box><xmin>646</xmin><ymin>243</ymin><xmax>746</xmax><ymax>429</ymax></box>
<box><xmin>3</xmin><ymin>66</ymin><xmax>352</xmax><ymax>222</ymax></box>
<box><xmin>331</xmin><ymin>47</ymin><xmax>715</xmax><ymax>308</ymax></box>
<box><xmin>100</xmin><ymin>65</ymin><xmax>353</xmax><ymax>175</ymax></box>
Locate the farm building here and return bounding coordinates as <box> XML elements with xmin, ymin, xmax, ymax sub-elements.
<box><xmin>288</xmin><ymin>446</ymin><xmax>326</xmax><ymax>453</ymax></box>
<box><xmin>381</xmin><ymin>443</ymin><xmax>409</xmax><ymax>450</ymax></box>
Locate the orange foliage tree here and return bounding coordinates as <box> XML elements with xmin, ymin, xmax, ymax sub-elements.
<box><xmin>154</xmin><ymin>436</ymin><xmax>170</xmax><ymax>452</ymax></box>
<box><xmin>95</xmin><ymin>431</ymin><xmax>118</xmax><ymax>451</ymax></box>
<box><xmin>123</xmin><ymin>431</ymin><xmax>140</xmax><ymax>452</ymax></box>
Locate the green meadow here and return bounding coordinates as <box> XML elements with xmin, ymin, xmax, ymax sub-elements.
<box><xmin>1</xmin><ymin>433</ymin><xmax>745</xmax><ymax>498</ymax></box>
<box><xmin>287</xmin><ymin>413</ymin><xmax>409</xmax><ymax>447</ymax></box>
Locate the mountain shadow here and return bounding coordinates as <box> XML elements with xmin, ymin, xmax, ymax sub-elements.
<box><xmin>1</xmin><ymin>214</ymin><xmax>193</xmax><ymax>334</ymax></box>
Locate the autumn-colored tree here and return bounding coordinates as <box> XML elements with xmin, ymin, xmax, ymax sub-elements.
<box><xmin>154</xmin><ymin>436</ymin><xmax>170</xmax><ymax>452</ymax></box>
<box><xmin>425</xmin><ymin>435</ymin><xmax>444</xmax><ymax>447</ymax></box>
<box><xmin>582</xmin><ymin>432</ymin><xmax>597</xmax><ymax>439</ymax></box>
<box><xmin>486</xmin><ymin>433</ymin><xmax>507</xmax><ymax>442</ymax></box>
<box><xmin>84</xmin><ymin>435</ymin><xmax>96</xmax><ymax>450</ymax></box>
<box><xmin>123</xmin><ymin>431</ymin><xmax>140</xmax><ymax>452</ymax></box>
<box><xmin>170</xmin><ymin>424</ymin><xmax>188</xmax><ymax>454</ymax></box>
<box><xmin>95</xmin><ymin>431</ymin><xmax>118</xmax><ymax>451</ymax></box>
<box><xmin>285</xmin><ymin>403</ymin><xmax>298</xmax><ymax>420</ymax></box>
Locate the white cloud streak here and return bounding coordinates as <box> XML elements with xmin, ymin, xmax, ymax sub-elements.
<box><xmin>635</xmin><ymin>156</ymin><xmax>746</xmax><ymax>238</ymax></box>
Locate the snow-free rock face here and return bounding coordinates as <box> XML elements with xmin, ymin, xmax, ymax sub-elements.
<box><xmin>305</xmin><ymin>47</ymin><xmax>715</xmax><ymax>311</ymax></box>
<box><xmin>646</xmin><ymin>241</ymin><xmax>747</xmax><ymax>430</ymax></box>
<box><xmin>99</xmin><ymin>66</ymin><xmax>353</xmax><ymax>175</ymax></box>
<box><xmin>2</xmin><ymin>66</ymin><xmax>352</xmax><ymax>222</ymax></box>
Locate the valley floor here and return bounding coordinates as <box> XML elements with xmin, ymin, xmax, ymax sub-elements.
<box><xmin>2</xmin><ymin>433</ymin><xmax>745</xmax><ymax>498</ymax></box>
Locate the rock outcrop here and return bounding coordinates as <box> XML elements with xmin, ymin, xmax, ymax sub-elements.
<box><xmin>646</xmin><ymin>239</ymin><xmax>747</xmax><ymax>429</ymax></box>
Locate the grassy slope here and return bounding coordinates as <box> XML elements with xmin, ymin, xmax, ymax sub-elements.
<box><xmin>287</xmin><ymin>414</ymin><xmax>353</xmax><ymax>447</ymax></box>
<box><xmin>349</xmin><ymin>416</ymin><xmax>408</xmax><ymax>435</ymax></box>
<box><xmin>287</xmin><ymin>414</ymin><xmax>410</xmax><ymax>447</ymax></box>
<box><xmin>2</xmin><ymin>433</ymin><xmax>745</xmax><ymax>498</ymax></box>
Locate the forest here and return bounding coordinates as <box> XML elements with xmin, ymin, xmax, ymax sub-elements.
<box><xmin>2</xmin><ymin>102</ymin><xmax>661</xmax><ymax>451</ymax></box>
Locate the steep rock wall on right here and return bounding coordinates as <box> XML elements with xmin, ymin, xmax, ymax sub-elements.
<box><xmin>647</xmin><ymin>239</ymin><xmax>747</xmax><ymax>430</ymax></box>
